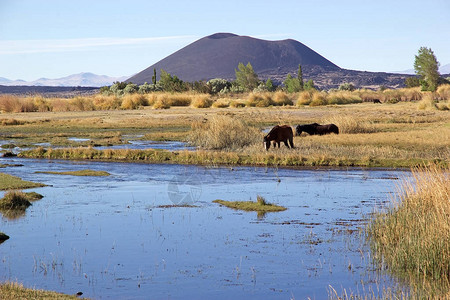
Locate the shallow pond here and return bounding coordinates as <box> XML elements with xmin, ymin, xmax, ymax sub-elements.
<box><xmin>0</xmin><ymin>157</ymin><xmax>407</xmax><ymax>299</ymax></box>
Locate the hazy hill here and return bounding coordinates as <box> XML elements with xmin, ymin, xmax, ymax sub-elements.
<box><xmin>0</xmin><ymin>72</ymin><xmax>128</xmax><ymax>87</ymax></box>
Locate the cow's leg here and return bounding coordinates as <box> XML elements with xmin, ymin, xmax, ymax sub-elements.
<box><xmin>283</xmin><ymin>140</ymin><xmax>289</xmax><ymax>148</ymax></box>
<box><xmin>289</xmin><ymin>138</ymin><xmax>294</xmax><ymax>149</ymax></box>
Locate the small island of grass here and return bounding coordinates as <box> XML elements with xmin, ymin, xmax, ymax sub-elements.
<box><xmin>213</xmin><ymin>195</ymin><xmax>287</xmax><ymax>213</ymax></box>
<box><xmin>35</xmin><ymin>169</ymin><xmax>110</xmax><ymax>177</ymax></box>
<box><xmin>0</xmin><ymin>173</ymin><xmax>46</xmax><ymax>190</ymax></box>
<box><xmin>0</xmin><ymin>281</ymin><xmax>83</xmax><ymax>300</ymax></box>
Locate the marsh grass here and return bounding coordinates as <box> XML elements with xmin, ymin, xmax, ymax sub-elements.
<box><xmin>188</xmin><ymin>115</ymin><xmax>261</xmax><ymax>150</ymax></box>
<box><xmin>0</xmin><ymin>281</ymin><xmax>83</xmax><ymax>299</ymax></box>
<box><xmin>213</xmin><ymin>196</ymin><xmax>286</xmax><ymax>213</ymax></box>
<box><xmin>0</xmin><ymin>190</ymin><xmax>32</xmax><ymax>210</ymax></box>
<box><xmin>323</xmin><ymin>115</ymin><xmax>377</xmax><ymax>134</ymax></box>
<box><xmin>35</xmin><ymin>169</ymin><xmax>110</xmax><ymax>177</ymax></box>
<box><xmin>0</xmin><ymin>172</ymin><xmax>46</xmax><ymax>190</ymax></box>
<box><xmin>367</xmin><ymin>164</ymin><xmax>450</xmax><ymax>297</ymax></box>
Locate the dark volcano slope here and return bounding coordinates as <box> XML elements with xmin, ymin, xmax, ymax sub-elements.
<box><xmin>127</xmin><ymin>33</ymin><xmax>340</xmax><ymax>84</ymax></box>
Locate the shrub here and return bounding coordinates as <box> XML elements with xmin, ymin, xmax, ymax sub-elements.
<box><xmin>246</xmin><ymin>93</ymin><xmax>273</xmax><ymax>107</ymax></box>
<box><xmin>166</xmin><ymin>94</ymin><xmax>192</xmax><ymax>106</ymax></box>
<box><xmin>230</xmin><ymin>100</ymin><xmax>246</xmax><ymax>108</ymax></box>
<box><xmin>297</xmin><ymin>91</ymin><xmax>312</xmax><ymax>106</ymax></box>
<box><xmin>437</xmin><ymin>84</ymin><xmax>450</xmax><ymax>100</ymax></box>
<box><xmin>121</xmin><ymin>94</ymin><xmax>148</xmax><ymax>110</ymax></box>
<box><xmin>152</xmin><ymin>97</ymin><xmax>171</xmax><ymax>109</ymax></box>
<box><xmin>273</xmin><ymin>91</ymin><xmax>293</xmax><ymax>106</ymax></box>
<box><xmin>191</xmin><ymin>95</ymin><xmax>213</xmax><ymax>108</ymax></box>
<box><xmin>417</xmin><ymin>93</ymin><xmax>436</xmax><ymax>110</ymax></box>
<box><xmin>207</xmin><ymin>78</ymin><xmax>231</xmax><ymax>94</ymax></box>
<box><xmin>188</xmin><ymin>115</ymin><xmax>261</xmax><ymax>150</ymax></box>
<box><xmin>212</xmin><ymin>99</ymin><xmax>230</xmax><ymax>108</ymax></box>
<box><xmin>309</xmin><ymin>92</ymin><xmax>327</xmax><ymax>106</ymax></box>
<box><xmin>69</xmin><ymin>97</ymin><xmax>95</xmax><ymax>111</ymax></box>
<box><xmin>92</xmin><ymin>95</ymin><xmax>122</xmax><ymax>110</ymax></box>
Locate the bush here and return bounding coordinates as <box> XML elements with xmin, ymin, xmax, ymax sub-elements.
<box><xmin>191</xmin><ymin>95</ymin><xmax>213</xmax><ymax>108</ymax></box>
<box><xmin>273</xmin><ymin>91</ymin><xmax>293</xmax><ymax>106</ymax></box>
<box><xmin>152</xmin><ymin>97</ymin><xmax>171</xmax><ymax>109</ymax></box>
<box><xmin>437</xmin><ymin>84</ymin><xmax>450</xmax><ymax>100</ymax></box>
<box><xmin>121</xmin><ymin>94</ymin><xmax>148</xmax><ymax>110</ymax></box>
<box><xmin>188</xmin><ymin>115</ymin><xmax>261</xmax><ymax>150</ymax></box>
<box><xmin>309</xmin><ymin>92</ymin><xmax>327</xmax><ymax>106</ymax></box>
<box><xmin>207</xmin><ymin>78</ymin><xmax>230</xmax><ymax>94</ymax></box>
<box><xmin>246</xmin><ymin>93</ymin><xmax>273</xmax><ymax>107</ymax></box>
<box><xmin>297</xmin><ymin>91</ymin><xmax>312</xmax><ymax>106</ymax></box>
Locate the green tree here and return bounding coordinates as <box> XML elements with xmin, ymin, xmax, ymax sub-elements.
<box><xmin>265</xmin><ymin>78</ymin><xmax>275</xmax><ymax>92</ymax></box>
<box><xmin>405</xmin><ymin>76</ymin><xmax>420</xmax><ymax>88</ymax></box>
<box><xmin>414</xmin><ymin>47</ymin><xmax>440</xmax><ymax>91</ymax></box>
<box><xmin>304</xmin><ymin>79</ymin><xmax>315</xmax><ymax>90</ymax></box>
<box><xmin>283</xmin><ymin>74</ymin><xmax>301</xmax><ymax>93</ymax></box>
<box><xmin>297</xmin><ymin>65</ymin><xmax>304</xmax><ymax>90</ymax></box>
<box><xmin>235</xmin><ymin>62</ymin><xmax>260</xmax><ymax>91</ymax></box>
<box><xmin>159</xmin><ymin>69</ymin><xmax>186</xmax><ymax>92</ymax></box>
<box><xmin>152</xmin><ymin>68</ymin><xmax>157</xmax><ymax>85</ymax></box>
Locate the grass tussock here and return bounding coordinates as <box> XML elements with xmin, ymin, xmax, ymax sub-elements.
<box><xmin>188</xmin><ymin>115</ymin><xmax>261</xmax><ymax>150</ymax></box>
<box><xmin>190</xmin><ymin>94</ymin><xmax>213</xmax><ymax>108</ymax></box>
<box><xmin>0</xmin><ymin>118</ymin><xmax>26</xmax><ymax>126</ymax></box>
<box><xmin>0</xmin><ymin>190</ymin><xmax>32</xmax><ymax>210</ymax></box>
<box><xmin>0</xmin><ymin>281</ymin><xmax>83</xmax><ymax>299</ymax></box>
<box><xmin>367</xmin><ymin>164</ymin><xmax>450</xmax><ymax>296</ymax></box>
<box><xmin>35</xmin><ymin>169</ymin><xmax>110</xmax><ymax>177</ymax></box>
<box><xmin>323</xmin><ymin>115</ymin><xmax>377</xmax><ymax>134</ymax></box>
<box><xmin>0</xmin><ymin>172</ymin><xmax>46</xmax><ymax>190</ymax></box>
<box><xmin>213</xmin><ymin>195</ymin><xmax>286</xmax><ymax>213</ymax></box>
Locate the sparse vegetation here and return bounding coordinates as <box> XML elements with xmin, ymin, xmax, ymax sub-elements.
<box><xmin>188</xmin><ymin>115</ymin><xmax>261</xmax><ymax>150</ymax></box>
<box><xmin>0</xmin><ymin>281</ymin><xmax>83</xmax><ymax>300</ymax></box>
<box><xmin>35</xmin><ymin>169</ymin><xmax>110</xmax><ymax>176</ymax></box>
<box><xmin>367</xmin><ymin>164</ymin><xmax>450</xmax><ymax>297</ymax></box>
<box><xmin>213</xmin><ymin>195</ymin><xmax>287</xmax><ymax>213</ymax></box>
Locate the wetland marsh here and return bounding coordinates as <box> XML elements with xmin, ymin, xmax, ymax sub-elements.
<box><xmin>0</xmin><ymin>157</ymin><xmax>408</xmax><ymax>299</ymax></box>
<box><xmin>0</xmin><ymin>101</ymin><xmax>448</xmax><ymax>298</ymax></box>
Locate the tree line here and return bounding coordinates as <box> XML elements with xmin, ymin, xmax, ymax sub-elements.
<box><xmin>100</xmin><ymin>62</ymin><xmax>317</xmax><ymax>96</ymax></box>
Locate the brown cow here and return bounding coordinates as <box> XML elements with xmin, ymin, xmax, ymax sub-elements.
<box><xmin>264</xmin><ymin>125</ymin><xmax>294</xmax><ymax>150</ymax></box>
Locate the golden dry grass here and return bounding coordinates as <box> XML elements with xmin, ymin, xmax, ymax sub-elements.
<box><xmin>0</xmin><ymin>281</ymin><xmax>83</xmax><ymax>299</ymax></box>
<box><xmin>367</xmin><ymin>164</ymin><xmax>450</xmax><ymax>297</ymax></box>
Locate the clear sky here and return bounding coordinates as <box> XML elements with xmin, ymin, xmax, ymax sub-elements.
<box><xmin>1</xmin><ymin>0</ymin><xmax>449</xmax><ymax>81</ymax></box>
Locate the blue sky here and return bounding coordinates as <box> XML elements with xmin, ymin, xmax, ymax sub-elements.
<box><xmin>1</xmin><ymin>0</ymin><xmax>449</xmax><ymax>81</ymax></box>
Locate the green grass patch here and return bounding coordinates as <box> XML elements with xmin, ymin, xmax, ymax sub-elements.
<box><xmin>0</xmin><ymin>281</ymin><xmax>84</xmax><ymax>299</ymax></box>
<box><xmin>0</xmin><ymin>172</ymin><xmax>46</xmax><ymax>190</ymax></box>
<box><xmin>17</xmin><ymin>147</ymin><xmax>446</xmax><ymax>169</ymax></box>
<box><xmin>35</xmin><ymin>169</ymin><xmax>110</xmax><ymax>177</ymax></box>
<box><xmin>213</xmin><ymin>195</ymin><xmax>287</xmax><ymax>213</ymax></box>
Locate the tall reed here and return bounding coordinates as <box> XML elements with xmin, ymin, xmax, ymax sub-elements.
<box><xmin>367</xmin><ymin>164</ymin><xmax>450</xmax><ymax>296</ymax></box>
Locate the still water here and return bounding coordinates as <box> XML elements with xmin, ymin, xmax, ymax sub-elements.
<box><xmin>0</xmin><ymin>157</ymin><xmax>407</xmax><ymax>299</ymax></box>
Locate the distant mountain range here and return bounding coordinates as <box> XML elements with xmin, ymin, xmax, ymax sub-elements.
<box><xmin>392</xmin><ymin>63</ymin><xmax>450</xmax><ymax>75</ymax></box>
<box><xmin>0</xmin><ymin>72</ymin><xmax>128</xmax><ymax>87</ymax></box>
